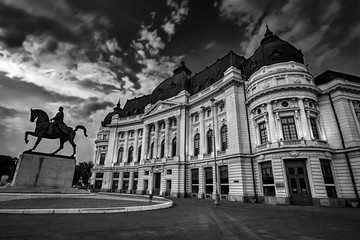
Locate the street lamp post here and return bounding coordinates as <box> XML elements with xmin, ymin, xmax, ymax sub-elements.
<box><xmin>210</xmin><ymin>99</ymin><xmax>220</xmax><ymax>206</ymax></box>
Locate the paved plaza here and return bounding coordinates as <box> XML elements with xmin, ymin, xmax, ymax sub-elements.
<box><xmin>0</xmin><ymin>197</ymin><xmax>359</xmax><ymax>240</ymax></box>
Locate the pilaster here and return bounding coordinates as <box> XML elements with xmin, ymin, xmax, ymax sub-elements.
<box><xmin>164</xmin><ymin>119</ymin><xmax>170</xmax><ymax>157</ymax></box>
<box><xmin>154</xmin><ymin>122</ymin><xmax>160</xmax><ymax>158</ymax></box>
<box><xmin>141</xmin><ymin>125</ymin><xmax>149</xmax><ymax>160</ymax></box>
<box><xmin>123</xmin><ymin>131</ymin><xmax>129</xmax><ymax>162</ymax></box>
<box><xmin>298</xmin><ymin>98</ymin><xmax>311</xmax><ymax>139</ymax></box>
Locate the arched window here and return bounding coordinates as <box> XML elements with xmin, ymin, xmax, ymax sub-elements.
<box><xmin>150</xmin><ymin>142</ymin><xmax>154</xmax><ymax>159</ymax></box>
<box><xmin>194</xmin><ymin>133</ymin><xmax>200</xmax><ymax>156</ymax></box>
<box><xmin>117</xmin><ymin>147</ymin><xmax>124</xmax><ymax>163</ymax></box>
<box><xmin>220</xmin><ymin>125</ymin><xmax>228</xmax><ymax>151</ymax></box>
<box><xmin>207</xmin><ymin>130</ymin><xmax>213</xmax><ymax>154</ymax></box>
<box><xmin>137</xmin><ymin>145</ymin><xmax>142</xmax><ymax>162</ymax></box>
<box><xmin>160</xmin><ymin>139</ymin><xmax>165</xmax><ymax>158</ymax></box>
<box><xmin>172</xmin><ymin>137</ymin><xmax>177</xmax><ymax>157</ymax></box>
<box><xmin>128</xmin><ymin>146</ymin><xmax>134</xmax><ymax>162</ymax></box>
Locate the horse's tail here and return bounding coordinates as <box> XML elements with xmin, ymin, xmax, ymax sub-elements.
<box><xmin>75</xmin><ymin>125</ymin><xmax>88</xmax><ymax>137</ymax></box>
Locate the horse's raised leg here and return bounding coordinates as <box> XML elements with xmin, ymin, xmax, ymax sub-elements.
<box><xmin>52</xmin><ymin>139</ymin><xmax>64</xmax><ymax>155</ymax></box>
<box><xmin>30</xmin><ymin>137</ymin><xmax>43</xmax><ymax>151</ymax></box>
<box><xmin>25</xmin><ymin>131</ymin><xmax>37</xmax><ymax>144</ymax></box>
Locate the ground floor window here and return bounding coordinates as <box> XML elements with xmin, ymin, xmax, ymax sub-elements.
<box><xmin>205</xmin><ymin>167</ymin><xmax>213</xmax><ymax>194</ymax></box>
<box><xmin>191</xmin><ymin>168</ymin><xmax>199</xmax><ymax>193</ymax></box>
<box><xmin>94</xmin><ymin>180</ymin><xmax>102</xmax><ymax>189</ymax></box>
<box><xmin>260</xmin><ymin>161</ymin><xmax>275</xmax><ymax>196</ymax></box>
<box><xmin>320</xmin><ymin>159</ymin><xmax>337</xmax><ymax>198</ymax></box>
<box><xmin>219</xmin><ymin>166</ymin><xmax>229</xmax><ymax>194</ymax></box>
<box><xmin>112</xmin><ymin>180</ymin><xmax>118</xmax><ymax>190</ymax></box>
<box><xmin>123</xmin><ymin>172</ymin><xmax>130</xmax><ymax>191</ymax></box>
<box><xmin>133</xmin><ymin>172</ymin><xmax>138</xmax><ymax>191</ymax></box>
<box><xmin>143</xmin><ymin>180</ymin><xmax>149</xmax><ymax>194</ymax></box>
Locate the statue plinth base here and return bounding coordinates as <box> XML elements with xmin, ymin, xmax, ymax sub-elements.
<box><xmin>11</xmin><ymin>152</ymin><xmax>75</xmax><ymax>189</ymax></box>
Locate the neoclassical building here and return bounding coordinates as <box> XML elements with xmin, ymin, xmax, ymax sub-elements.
<box><xmin>92</xmin><ymin>27</ymin><xmax>360</xmax><ymax>206</ymax></box>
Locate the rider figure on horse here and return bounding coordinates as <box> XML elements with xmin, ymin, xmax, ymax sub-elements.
<box><xmin>49</xmin><ymin>107</ymin><xmax>70</xmax><ymax>135</ymax></box>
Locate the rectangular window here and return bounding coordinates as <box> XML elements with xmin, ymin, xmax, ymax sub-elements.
<box><xmin>191</xmin><ymin>169</ymin><xmax>199</xmax><ymax>193</ymax></box>
<box><xmin>207</xmin><ymin>109</ymin><xmax>211</xmax><ymax>117</ymax></box>
<box><xmin>259</xmin><ymin>122</ymin><xmax>268</xmax><ymax>144</ymax></box>
<box><xmin>134</xmin><ymin>172</ymin><xmax>138</xmax><ymax>178</ymax></box>
<box><xmin>281</xmin><ymin>117</ymin><xmax>298</xmax><ymax>140</ymax></box>
<box><xmin>122</xmin><ymin>180</ymin><xmax>129</xmax><ymax>191</ymax></box>
<box><xmin>123</xmin><ymin>172</ymin><xmax>130</xmax><ymax>178</ymax></box>
<box><xmin>167</xmin><ymin>169</ymin><xmax>172</xmax><ymax>175</ymax></box>
<box><xmin>310</xmin><ymin>118</ymin><xmax>319</xmax><ymax>139</ymax></box>
<box><xmin>95</xmin><ymin>180</ymin><xmax>102</xmax><ymax>189</ymax></box>
<box><xmin>320</xmin><ymin>159</ymin><xmax>337</xmax><ymax>198</ymax></box>
<box><xmin>95</xmin><ymin>172</ymin><xmax>103</xmax><ymax>178</ymax></box>
<box><xmin>113</xmin><ymin>172</ymin><xmax>119</xmax><ymax>178</ymax></box>
<box><xmin>260</xmin><ymin>161</ymin><xmax>275</xmax><ymax>196</ymax></box>
<box><xmin>219</xmin><ymin>166</ymin><xmax>229</xmax><ymax>194</ymax></box>
<box><xmin>144</xmin><ymin>170</ymin><xmax>149</xmax><ymax>176</ymax></box>
<box><xmin>112</xmin><ymin>180</ymin><xmax>118</xmax><ymax>190</ymax></box>
<box><xmin>205</xmin><ymin>167</ymin><xmax>213</xmax><ymax>194</ymax></box>
<box><xmin>99</xmin><ymin>153</ymin><xmax>105</xmax><ymax>165</ymax></box>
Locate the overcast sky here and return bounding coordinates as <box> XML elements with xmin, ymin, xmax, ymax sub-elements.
<box><xmin>0</xmin><ymin>0</ymin><xmax>359</xmax><ymax>162</ymax></box>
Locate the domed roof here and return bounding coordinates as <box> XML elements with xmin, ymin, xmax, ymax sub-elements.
<box><xmin>150</xmin><ymin>61</ymin><xmax>192</xmax><ymax>104</ymax></box>
<box><xmin>243</xmin><ymin>25</ymin><xmax>304</xmax><ymax>77</ymax></box>
<box><xmin>101</xmin><ymin>101</ymin><xmax>122</xmax><ymax>127</ymax></box>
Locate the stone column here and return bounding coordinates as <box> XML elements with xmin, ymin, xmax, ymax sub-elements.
<box><xmin>104</xmin><ymin>127</ymin><xmax>117</xmax><ymax>166</ymax></box>
<box><xmin>266</xmin><ymin>102</ymin><xmax>277</xmax><ymax>142</ymax></box>
<box><xmin>129</xmin><ymin>171</ymin><xmax>134</xmax><ymax>193</ymax></box>
<box><xmin>213</xmin><ymin>105</ymin><xmax>220</xmax><ymax>151</ymax></box>
<box><xmin>212</xmin><ymin>165</ymin><xmax>219</xmax><ymax>196</ymax></box>
<box><xmin>141</xmin><ymin>125</ymin><xmax>149</xmax><ymax>160</ymax></box>
<box><xmin>119</xmin><ymin>172</ymin><xmax>124</xmax><ymax>191</ymax></box>
<box><xmin>154</xmin><ymin>122</ymin><xmax>160</xmax><ymax>158</ymax></box>
<box><xmin>133</xmin><ymin>129</ymin><xmax>139</xmax><ymax>162</ymax></box>
<box><xmin>164</xmin><ymin>119</ymin><xmax>170</xmax><ymax>157</ymax></box>
<box><xmin>122</xmin><ymin>131</ymin><xmax>129</xmax><ymax>162</ymax></box>
<box><xmin>176</xmin><ymin>115</ymin><xmax>181</xmax><ymax>156</ymax></box>
<box><xmin>149</xmin><ymin>171</ymin><xmax>154</xmax><ymax>194</ymax></box>
<box><xmin>250</xmin><ymin>112</ymin><xmax>259</xmax><ymax>145</ymax></box>
<box><xmin>199</xmin><ymin>109</ymin><xmax>205</xmax><ymax>155</ymax></box>
<box><xmin>198</xmin><ymin>167</ymin><xmax>204</xmax><ymax>198</ymax></box>
<box><xmin>298</xmin><ymin>98</ymin><xmax>311</xmax><ymax>139</ymax></box>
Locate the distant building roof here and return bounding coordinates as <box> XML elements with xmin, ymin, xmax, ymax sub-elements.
<box><xmin>315</xmin><ymin>70</ymin><xmax>360</xmax><ymax>85</ymax></box>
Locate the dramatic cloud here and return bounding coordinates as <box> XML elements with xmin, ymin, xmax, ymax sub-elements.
<box><xmin>162</xmin><ymin>0</ymin><xmax>189</xmax><ymax>40</ymax></box>
<box><xmin>0</xmin><ymin>0</ymin><xmax>358</xmax><ymax>161</ymax></box>
<box><xmin>218</xmin><ymin>0</ymin><xmax>360</xmax><ymax>75</ymax></box>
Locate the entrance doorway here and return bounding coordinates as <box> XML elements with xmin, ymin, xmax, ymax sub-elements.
<box><xmin>153</xmin><ymin>173</ymin><xmax>161</xmax><ymax>195</ymax></box>
<box><xmin>285</xmin><ymin>160</ymin><xmax>312</xmax><ymax>205</ymax></box>
<box><xmin>143</xmin><ymin>180</ymin><xmax>148</xmax><ymax>194</ymax></box>
<box><xmin>165</xmin><ymin>180</ymin><xmax>171</xmax><ymax>196</ymax></box>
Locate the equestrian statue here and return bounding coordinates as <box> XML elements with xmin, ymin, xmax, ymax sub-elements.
<box><xmin>24</xmin><ymin>107</ymin><xmax>88</xmax><ymax>157</ymax></box>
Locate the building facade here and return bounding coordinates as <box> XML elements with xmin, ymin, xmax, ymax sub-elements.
<box><xmin>92</xmin><ymin>27</ymin><xmax>360</xmax><ymax>206</ymax></box>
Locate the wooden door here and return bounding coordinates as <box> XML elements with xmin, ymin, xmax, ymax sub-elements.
<box><xmin>285</xmin><ymin>160</ymin><xmax>312</xmax><ymax>205</ymax></box>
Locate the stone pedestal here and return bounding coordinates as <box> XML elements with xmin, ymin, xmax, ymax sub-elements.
<box><xmin>11</xmin><ymin>152</ymin><xmax>76</xmax><ymax>189</ymax></box>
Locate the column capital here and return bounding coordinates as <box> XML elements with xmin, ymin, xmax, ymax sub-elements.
<box><xmin>164</xmin><ymin>118</ymin><xmax>170</xmax><ymax>124</ymax></box>
<box><xmin>176</xmin><ymin>115</ymin><xmax>181</xmax><ymax>120</ymax></box>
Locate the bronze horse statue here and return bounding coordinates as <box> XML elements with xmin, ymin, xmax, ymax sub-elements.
<box><xmin>25</xmin><ymin>109</ymin><xmax>88</xmax><ymax>157</ymax></box>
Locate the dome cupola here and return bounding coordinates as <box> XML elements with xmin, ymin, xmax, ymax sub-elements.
<box><xmin>101</xmin><ymin>101</ymin><xmax>122</xmax><ymax>127</ymax></box>
<box><xmin>243</xmin><ymin>25</ymin><xmax>305</xmax><ymax>77</ymax></box>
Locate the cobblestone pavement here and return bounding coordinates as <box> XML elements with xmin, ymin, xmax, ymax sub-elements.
<box><xmin>0</xmin><ymin>197</ymin><xmax>359</xmax><ymax>240</ymax></box>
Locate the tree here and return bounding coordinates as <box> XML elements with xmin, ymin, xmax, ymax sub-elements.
<box><xmin>72</xmin><ymin>165</ymin><xmax>81</xmax><ymax>186</ymax></box>
<box><xmin>0</xmin><ymin>155</ymin><xmax>18</xmax><ymax>184</ymax></box>
<box><xmin>79</xmin><ymin>161</ymin><xmax>94</xmax><ymax>186</ymax></box>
